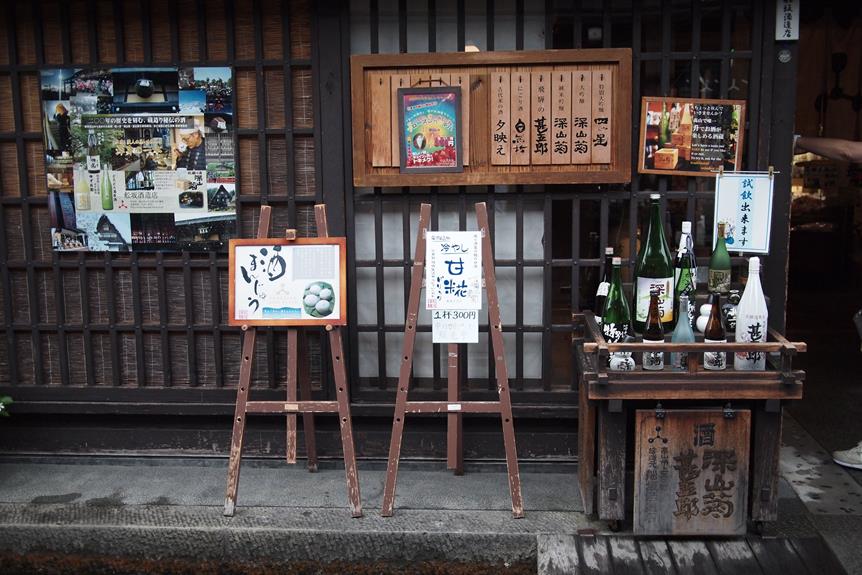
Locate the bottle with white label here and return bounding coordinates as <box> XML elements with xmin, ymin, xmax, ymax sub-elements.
<box><xmin>734</xmin><ymin>257</ymin><xmax>768</xmax><ymax>370</ymax></box>
<box><xmin>670</xmin><ymin>294</ymin><xmax>695</xmax><ymax>370</ymax></box>
<box><xmin>85</xmin><ymin>130</ymin><xmax>101</xmax><ymax>197</ymax></box>
<box><xmin>633</xmin><ymin>193</ymin><xmax>674</xmax><ymax>332</ymax></box>
<box><xmin>595</xmin><ymin>246</ymin><xmax>614</xmax><ymax>326</ymax></box>
<box><xmin>74</xmin><ymin>167</ymin><xmax>91</xmax><ymax>211</ymax></box>
<box><xmin>703</xmin><ymin>292</ymin><xmax>727</xmax><ymax>370</ymax></box>
<box><xmin>673</xmin><ymin>220</ymin><xmax>697</xmax><ymax>329</ymax></box>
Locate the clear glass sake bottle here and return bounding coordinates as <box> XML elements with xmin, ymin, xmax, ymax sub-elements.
<box><xmin>670</xmin><ymin>294</ymin><xmax>695</xmax><ymax>370</ymax></box>
<box><xmin>734</xmin><ymin>257</ymin><xmax>768</xmax><ymax>370</ymax></box>
<box><xmin>595</xmin><ymin>246</ymin><xmax>614</xmax><ymax>326</ymax></box>
<box><xmin>708</xmin><ymin>222</ymin><xmax>731</xmax><ymax>294</ymax></box>
<box><xmin>673</xmin><ymin>220</ymin><xmax>697</xmax><ymax>328</ymax></box>
<box><xmin>642</xmin><ymin>290</ymin><xmax>665</xmax><ymax>371</ymax></box>
<box><xmin>602</xmin><ymin>257</ymin><xmax>635</xmax><ymax>371</ymax></box>
<box><xmin>703</xmin><ymin>292</ymin><xmax>727</xmax><ymax>370</ymax></box>
<box><xmin>633</xmin><ymin>193</ymin><xmax>674</xmax><ymax>333</ymax></box>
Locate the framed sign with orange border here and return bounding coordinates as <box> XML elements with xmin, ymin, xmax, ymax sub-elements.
<box><xmin>228</xmin><ymin>238</ymin><xmax>347</xmax><ymax>326</ymax></box>
<box><xmin>638</xmin><ymin>97</ymin><xmax>745</xmax><ymax>177</ymax></box>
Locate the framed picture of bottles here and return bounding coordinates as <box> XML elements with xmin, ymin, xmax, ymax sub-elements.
<box><xmin>638</xmin><ymin>97</ymin><xmax>746</xmax><ymax>177</ymax></box>
<box><xmin>40</xmin><ymin>67</ymin><xmax>236</xmax><ymax>252</ymax></box>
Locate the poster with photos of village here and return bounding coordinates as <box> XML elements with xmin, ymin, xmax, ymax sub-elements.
<box><xmin>41</xmin><ymin>67</ymin><xmax>236</xmax><ymax>252</ymax></box>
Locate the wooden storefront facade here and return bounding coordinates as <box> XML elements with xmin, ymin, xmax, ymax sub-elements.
<box><xmin>0</xmin><ymin>0</ymin><xmax>797</xmax><ymax>459</ymax></box>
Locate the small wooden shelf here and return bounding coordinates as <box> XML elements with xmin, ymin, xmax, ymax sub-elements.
<box><xmin>573</xmin><ymin>311</ymin><xmax>806</xmax><ymax>401</ymax></box>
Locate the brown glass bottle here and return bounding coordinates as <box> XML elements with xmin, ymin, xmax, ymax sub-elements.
<box><xmin>703</xmin><ymin>292</ymin><xmax>727</xmax><ymax>370</ymax></box>
<box><xmin>642</xmin><ymin>289</ymin><xmax>665</xmax><ymax>370</ymax></box>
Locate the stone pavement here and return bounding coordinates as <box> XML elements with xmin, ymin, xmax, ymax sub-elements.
<box><xmin>0</xmin><ymin>414</ymin><xmax>859</xmax><ymax>573</ymax></box>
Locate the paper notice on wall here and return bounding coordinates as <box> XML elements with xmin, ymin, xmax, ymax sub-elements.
<box><xmin>425</xmin><ymin>230</ymin><xmax>482</xmax><ymax>310</ymax></box>
<box><xmin>432</xmin><ymin>309</ymin><xmax>479</xmax><ymax>343</ymax></box>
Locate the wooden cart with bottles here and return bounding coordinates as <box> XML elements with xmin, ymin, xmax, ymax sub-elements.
<box><xmin>573</xmin><ymin>311</ymin><xmax>806</xmax><ymax>534</ymax></box>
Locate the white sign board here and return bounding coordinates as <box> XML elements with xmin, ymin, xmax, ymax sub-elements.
<box><xmin>425</xmin><ymin>231</ymin><xmax>482</xmax><ymax>310</ymax></box>
<box><xmin>776</xmin><ymin>0</ymin><xmax>799</xmax><ymax>41</ymax></box>
<box><xmin>229</xmin><ymin>239</ymin><xmax>345</xmax><ymax>326</ymax></box>
<box><xmin>432</xmin><ymin>309</ymin><xmax>480</xmax><ymax>343</ymax></box>
<box><xmin>714</xmin><ymin>172</ymin><xmax>774</xmax><ymax>255</ymax></box>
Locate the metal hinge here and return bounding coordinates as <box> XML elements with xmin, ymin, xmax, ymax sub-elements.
<box><xmin>655</xmin><ymin>402</ymin><xmax>665</xmax><ymax>420</ymax></box>
<box><xmin>724</xmin><ymin>403</ymin><xmax>736</xmax><ymax>419</ymax></box>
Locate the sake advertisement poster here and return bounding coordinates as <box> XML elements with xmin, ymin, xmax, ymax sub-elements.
<box><xmin>41</xmin><ymin>67</ymin><xmax>236</xmax><ymax>252</ymax></box>
<box><xmin>638</xmin><ymin>97</ymin><xmax>745</xmax><ymax>177</ymax></box>
<box><xmin>228</xmin><ymin>239</ymin><xmax>347</xmax><ymax>327</ymax></box>
<box><xmin>398</xmin><ymin>86</ymin><xmax>462</xmax><ymax>173</ymax></box>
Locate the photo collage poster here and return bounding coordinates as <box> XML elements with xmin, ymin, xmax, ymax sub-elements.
<box><xmin>41</xmin><ymin>67</ymin><xmax>236</xmax><ymax>252</ymax></box>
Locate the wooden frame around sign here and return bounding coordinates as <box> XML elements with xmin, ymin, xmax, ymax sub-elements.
<box><xmin>228</xmin><ymin>237</ymin><xmax>348</xmax><ymax>327</ymax></box>
<box><xmin>637</xmin><ymin>96</ymin><xmax>746</xmax><ymax>178</ymax></box>
<box><xmin>350</xmin><ymin>49</ymin><xmax>632</xmax><ymax>187</ymax></box>
<box><xmin>397</xmin><ymin>86</ymin><xmax>464</xmax><ymax>174</ymax></box>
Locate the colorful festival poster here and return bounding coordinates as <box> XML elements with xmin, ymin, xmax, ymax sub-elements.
<box><xmin>398</xmin><ymin>87</ymin><xmax>462</xmax><ymax>173</ymax></box>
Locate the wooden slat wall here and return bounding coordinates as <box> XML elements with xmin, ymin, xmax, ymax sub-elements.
<box><xmin>0</xmin><ymin>0</ymin><xmax>327</xmax><ymax>393</ymax></box>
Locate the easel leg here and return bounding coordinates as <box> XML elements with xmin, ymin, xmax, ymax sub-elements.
<box><xmin>477</xmin><ymin>202</ymin><xmax>524</xmax><ymax>518</ymax></box>
<box><xmin>382</xmin><ymin>203</ymin><xmax>430</xmax><ymax>517</ymax></box>
<box><xmin>328</xmin><ymin>327</ymin><xmax>362</xmax><ymax>517</ymax></box>
<box><xmin>224</xmin><ymin>328</ymin><xmax>256</xmax><ymax>517</ymax></box>
<box><xmin>447</xmin><ymin>343</ymin><xmax>464</xmax><ymax>475</ymax></box>
<box><xmin>298</xmin><ymin>332</ymin><xmax>318</xmax><ymax>472</ymax></box>
<box><xmin>286</xmin><ymin>329</ymin><xmax>298</xmax><ymax>464</ymax></box>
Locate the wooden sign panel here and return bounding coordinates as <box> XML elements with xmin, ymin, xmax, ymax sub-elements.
<box><xmin>351</xmin><ymin>49</ymin><xmax>632</xmax><ymax>187</ymax></box>
<box><xmin>228</xmin><ymin>238</ymin><xmax>347</xmax><ymax>326</ymax></box>
<box><xmin>638</xmin><ymin>97</ymin><xmax>746</xmax><ymax>177</ymax></box>
<box><xmin>634</xmin><ymin>409</ymin><xmax>750</xmax><ymax>536</ymax></box>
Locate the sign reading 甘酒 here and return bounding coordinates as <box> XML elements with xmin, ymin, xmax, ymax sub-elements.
<box><xmin>638</xmin><ymin>97</ymin><xmax>745</xmax><ymax>177</ymax></box>
<box><xmin>41</xmin><ymin>67</ymin><xmax>235</xmax><ymax>252</ymax></box>
<box><xmin>426</xmin><ymin>231</ymin><xmax>482</xmax><ymax>344</ymax></box>
<box><xmin>228</xmin><ymin>238</ymin><xmax>347</xmax><ymax>327</ymax></box>
<box><xmin>634</xmin><ymin>409</ymin><xmax>750</xmax><ymax>535</ymax></box>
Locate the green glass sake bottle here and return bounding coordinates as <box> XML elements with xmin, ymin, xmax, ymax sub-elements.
<box><xmin>708</xmin><ymin>222</ymin><xmax>731</xmax><ymax>294</ymax></box>
<box><xmin>633</xmin><ymin>193</ymin><xmax>674</xmax><ymax>333</ymax></box>
<box><xmin>673</xmin><ymin>220</ymin><xmax>697</xmax><ymax>328</ymax></box>
<box><xmin>594</xmin><ymin>246</ymin><xmax>614</xmax><ymax>327</ymax></box>
<box><xmin>602</xmin><ymin>257</ymin><xmax>635</xmax><ymax>371</ymax></box>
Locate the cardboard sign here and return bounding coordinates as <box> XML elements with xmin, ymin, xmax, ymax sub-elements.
<box><xmin>634</xmin><ymin>409</ymin><xmax>750</xmax><ymax>535</ymax></box>
<box><xmin>228</xmin><ymin>238</ymin><xmax>347</xmax><ymax>326</ymax></box>
<box><xmin>425</xmin><ymin>231</ymin><xmax>482</xmax><ymax>310</ymax></box>
<box><xmin>714</xmin><ymin>172</ymin><xmax>774</xmax><ymax>254</ymax></box>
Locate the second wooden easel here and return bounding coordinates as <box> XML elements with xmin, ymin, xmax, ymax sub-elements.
<box><xmin>381</xmin><ymin>202</ymin><xmax>524</xmax><ymax>518</ymax></box>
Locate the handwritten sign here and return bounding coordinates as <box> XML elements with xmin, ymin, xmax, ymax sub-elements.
<box><xmin>591</xmin><ymin>69</ymin><xmax>612</xmax><ymax>164</ymax></box>
<box><xmin>491</xmin><ymin>72</ymin><xmax>511</xmax><ymax>165</ymax></box>
<box><xmin>634</xmin><ymin>409</ymin><xmax>750</xmax><ymax>535</ymax></box>
<box><xmin>228</xmin><ymin>238</ymin><xmax>346</xmax><ymax>326</ymax></box>
<box><xmin>714</xmin><ymin>172</ymin><xmax>774</xmax><ymax>254</ymax></box>
<box><xmin>639</xmin><ymin>97</ymin><xmax>745</xmax><ymax>177</ymax></box>
<box><xmin>530</xmin><ymin>72</ymin><xmax>550</xmax><ymax>165</ymax></box>
<box><xmin>425</xmin><ymin>231</ymin><xmax>482</xmax><ymax>310</ymax></box>
<box><xmin>510</xmin><ymin>73</ymin><xmax>531</xmax><ymax>165</ymax></box>
<box><xmin>432</xmin><ymin>309</ymin><xmax>479</xmax><ymax>343</ymax></box>
<box><xmin>571</xmin><ymin>71</ymin><xmax>592</xmax><ymax>164</ymax></box>
<box><xmin>776</xmin><ymin>0</ymin><xmax>799</xmax><ymax>41</ymax></box>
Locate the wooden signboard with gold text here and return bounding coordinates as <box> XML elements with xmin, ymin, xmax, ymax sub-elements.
<box><xmin>634</xmin><ymin>409</ymin><xmax>750</xmax><ymax>535</ymax></box>
<box><xmin>351</xmin><ymin>49</ymin><xmax>632</xmax><ymax>187</ymax></box>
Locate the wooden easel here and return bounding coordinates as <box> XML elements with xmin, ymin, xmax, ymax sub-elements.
<box><xmin>224</xmin><ymin>204</ymin><xmax>362</xmax><ymax>518</ymax></box>
<box><xmin>381</xmin><ymin>202</ymin><xmax>524</xmax><ymax>518</ymax></box>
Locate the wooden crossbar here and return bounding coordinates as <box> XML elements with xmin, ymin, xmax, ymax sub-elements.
<box><xmin>381</xmin><ymin>202</ymin><xmax>524</xmax><ymax>518</ymax></box>
<box><xmin>224</xmin><ymin>205</ymin><xmax>362</xmax><ymax>518</ymax></box>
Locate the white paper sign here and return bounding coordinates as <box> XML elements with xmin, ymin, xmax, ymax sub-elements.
<box><xmin>432</xmin><ymin>309</ymin><xmax>479</xmax><ymax>343</ymax></box>
<box><xmin>714</xmin><ymin>172</ymin><xmax>774</xmax><ymax>255</ymax></box>
<box><xmin>776</xmin><ymin>0</ymin><xmax>799</xmax><ymax>41</ymax></box>
<box><xmin>425</xmin><ymin>231</ymin><xmax>482</xmax><ymax>310</ymax></box>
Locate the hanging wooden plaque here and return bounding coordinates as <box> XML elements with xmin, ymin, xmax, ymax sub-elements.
<box><xmin>350</xmin><ymin>49</ymin><xmax>632</xmax><ymax>187</ymax></box>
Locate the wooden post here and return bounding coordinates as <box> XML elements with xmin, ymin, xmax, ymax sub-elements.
<box><xmin>446</xmin><ymin>343</ymin><xmax>463</xmax><ymax>475</ymax></box>
<box><xmin>224</xmin><ymin>206</ymin><xmax>272</xmax><ymax>517</ymax></box>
